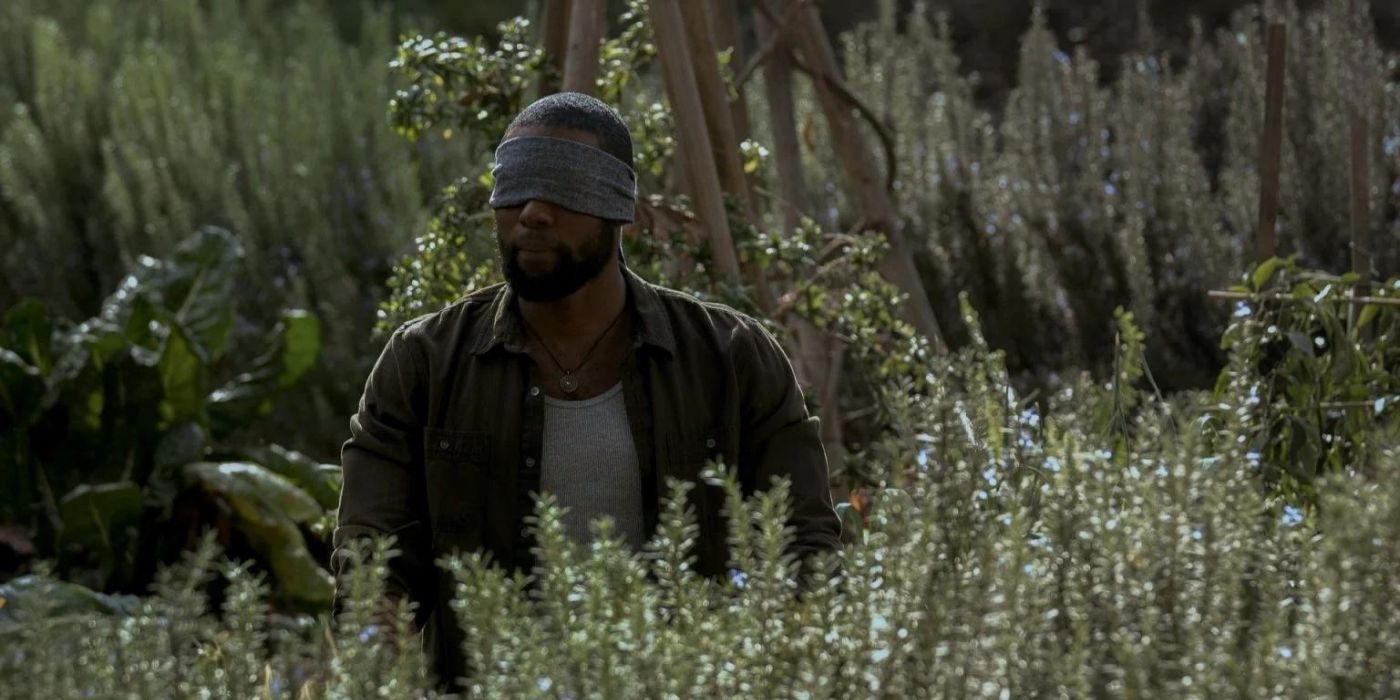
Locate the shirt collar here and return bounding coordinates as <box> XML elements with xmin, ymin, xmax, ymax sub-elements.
<box><xmin>468</xmin><ymin>266</ymin><xmax>676</xmax><ymax>357</ymax></box>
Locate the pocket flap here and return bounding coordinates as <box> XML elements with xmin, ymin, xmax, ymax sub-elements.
<box><xmin>423</xmin><ymin>427</ymin><xmax>491</xmax><ymax>461</ymax></box>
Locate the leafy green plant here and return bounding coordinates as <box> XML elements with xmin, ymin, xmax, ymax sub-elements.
<box><xmin>0</xmin><ymin>227</ymin><xmax>335</xmax><ymax>608</ymax></box>
<box><xmin>1214</xmin><ymin>256</ymin><xmax>1398</xmax><ymax>507</ymax></box>
<box><xmin>0</xmin><ymin>0</ymin><xmax>450</xmax><ymax>457</ymax></box>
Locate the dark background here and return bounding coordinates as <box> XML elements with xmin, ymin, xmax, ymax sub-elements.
<box><xmin>381</xmin><ymin>0</ymin><xmax>1400</xmax><ymax>108</ymax></box>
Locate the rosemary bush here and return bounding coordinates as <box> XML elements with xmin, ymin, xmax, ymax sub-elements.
<box><xmin>832</xmin><ymin>0</ymin><xmax>1398</xmax><ymax>387</ymax></box>
<box><xmin>6</xmin><ymin>302</ymin><xmax>1400</xmax><ymax>697</ymax></box>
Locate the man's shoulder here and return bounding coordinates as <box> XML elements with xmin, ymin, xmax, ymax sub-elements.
<box><xmin>390</xmin><ymin>282</ymin><xmax>506</xmax><ymax>344</ymax></box>
<box><xmin>643</xmin><ymin>279</ymin><xmax>772</xmax><ymax>348</ymax></box>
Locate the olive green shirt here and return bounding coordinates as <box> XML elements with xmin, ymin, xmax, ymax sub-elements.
<box><xmin>332</xmin><ymin>266</ymin><xmax>840</xmax><ymax>690</ymax></box>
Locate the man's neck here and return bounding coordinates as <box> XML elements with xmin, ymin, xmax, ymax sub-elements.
<box><xmin>516</xmin><ymin>260</ymin><xmax>628</xmax><ymax>345</ymax></box>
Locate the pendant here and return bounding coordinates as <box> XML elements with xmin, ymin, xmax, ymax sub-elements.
<box><xmin>559</xmin><ymin>373</ymin><xmax>579</xmax><ymax>393</ymax></box>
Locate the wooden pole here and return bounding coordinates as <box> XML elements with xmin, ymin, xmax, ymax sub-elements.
<box><xmin>1207</xmin><ymin>290</ymin><xmax>1400</xmax><ymax>307</ymax></box>
<box><xmin>784</xmin><ymin>0</ymin><xmax>946</xmax><ymax>351</ymax></box>
<box><xmin>561</xmin><ymin>0</ymin><xmax>606</xmax><ymax>94</ymax></box>
<box><xmin>1256</xmin><ymin>23</ymin><xmax>1286</xmax><ymax>263</ymax></box>
<box><xmin>1350</xmin><ymin>107</ymin><xmax>1372</xmax><ymax>337</ymax></box>
<box><xmin>1349</xmin><ymin>109</ymin><xmax>1371</xmax><ymax>296</ymax></box>
<box><xmin>711</xmin><ymin>0</ymin><xmax>753</xmax><ymax>146</ymax></box>
<box><xmin>755</xmin><ymin>3</ymin><xmax>846</xmax><ymax>487</ymax></box>
<box><xmin>538</xmin><ymin>0</ymin><xmax>573</xmax><ymax>95</ymax></box>
<box><xmin>675</xmin><ymin>0</ymin><xmax>775</xmax><ymax>310</ymax></box>
<box><xmin>756</xmin><ymin>5</ymin><xmax>806</xmax><ymax>233</ymax></box>
<box><xmin>677</xmin><ymin>0</ymin><xmax>757</xmax><ymax>218</ymax></box>
<box><xmin>647</xmin><ymin>0</ymin><xmax>745</xmax><ymax>286</ymax></box>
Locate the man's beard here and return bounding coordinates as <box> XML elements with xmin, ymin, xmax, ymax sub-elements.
<box><xmin>499</xmin><ymin>223</ymin><xmax>615</xmax><ymax>302</ymax></box>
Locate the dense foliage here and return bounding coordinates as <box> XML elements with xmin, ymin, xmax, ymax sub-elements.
<box><xmin>831</xmin><ymin>0</ymin><xmax>1399</xmax><ymax>388</ymax></box>
<box><xmin>5</xmin><ymin>294</ymin><xmax>1399</xmax><ymax>696</ymax></box>
<box><xmin>0</xmin><ymin>0</ymin><xmax>467</xmax><ymax>455</ymax></box>
<box><xmin>1</xmin><ymin>228</ymin><xmax>338</xmax><ymax>608</ymax></box>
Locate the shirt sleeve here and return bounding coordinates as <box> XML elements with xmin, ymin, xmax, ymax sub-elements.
<box><xmin>332</xmin><ymin>325</ymin><xmax>434</xmax><ymax>623</ymax></box>
<box><xmin>733</xmin><ymin>316</ymin><xmax>843</xmax><ymax>568</ymax></box>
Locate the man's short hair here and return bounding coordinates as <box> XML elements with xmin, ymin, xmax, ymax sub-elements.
<box><xmin>506</xmin><ymin>92</ymin><xmax>634</xmax><ymax>172</ymax></box>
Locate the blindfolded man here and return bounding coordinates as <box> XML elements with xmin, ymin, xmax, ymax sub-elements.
<box><xmin>333</xmin><ymin>91</ymin><xmax>841</xmax><ymax>692</ymax></box>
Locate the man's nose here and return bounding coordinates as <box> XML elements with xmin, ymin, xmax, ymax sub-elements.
<box><xmin>518</xmin><ymin>199</ymin><xmax>557</xmax><ymax>228</ymax></box>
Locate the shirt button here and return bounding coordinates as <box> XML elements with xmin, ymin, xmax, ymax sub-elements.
<box><xmin>438</xmin><ymin>439</ymin><xmax>450</xmax><ymax>449</ymax></box>
<box><xmin>529</xmin><ymin>386</ymin><xmax>541</xmax><ymax>397</ymax></box>
<box><xmin>525</xmin><ymin>457</ymin><xmax>537</xmax><ymax>467</ymax></box>
<box><xmin>705</xmin><ymin>438</ymin><xmax>717</xmax><ymax>449</ymax></box>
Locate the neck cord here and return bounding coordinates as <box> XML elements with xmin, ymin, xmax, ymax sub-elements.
<box><xmin>521</xmin><ymin>304</ymin><xmax>627</xmax><ymax>393</ymax></box>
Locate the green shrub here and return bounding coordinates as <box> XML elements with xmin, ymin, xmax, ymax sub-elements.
<box><xmin>0</xmin><ymin>0</ymin><xmax>468</xmax><ymax>455</ymax></box>
<box><xmin>6</xmin><ymin>306</ymin><xmax>1400</xmax><ymax>697</ymax></box>
<box><xmin>831</xmin><ymin>0</ymin><xmax>1398</xmax><ymax>388</ymax></box>
<box><xmin>0</xmin><ymin>227</ymin><xmax>336</xmax><ymax>608</ymax></box>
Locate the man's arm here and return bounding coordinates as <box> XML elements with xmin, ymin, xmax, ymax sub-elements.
<box><xmin>733</xmin><ymin>316</ymin><xmax>843</xmax><ymax>571</ymax></box>
<box><xmin>332</xmin><ymin>325</ymin><xmax>434</xmax><ymax>627</ymax></box>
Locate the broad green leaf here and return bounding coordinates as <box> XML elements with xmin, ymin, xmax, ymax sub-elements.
<box><xmin>56</xmin><ymin>481</ymin><xmax>143</xmax><ymax>575</ymax></box>
<box><xmin>241</xmin><ymin>444</ymin><xmax>340</xmax><ymax>509</ymax></box>
<box><xmin>207</xmin><ymin>309</ymin><xmax>321</xmax><ymax>436</ymax></box>
<box><xmin>0</xmin><ymin>575</ymin><xmax>140</xmax><ymax>629</ymax></box>
<box><xmin>2</xmin><ymin>298</ymin><xmax>53</xmax><ymax>374</ymax></box>
<box><xmin>1285</xmin><ymin>331</ymin><xmax>1316</xmax><ymax>356</ymax></box>
<box><xmin>183</xmin><ymin>461</ymin><xmax>333</xmax><ymax>607</ymax></box>
<box><xmin>1251</xmin><ymin>257</ymin><xmax>1283</xmax><ymax>290</ymax></box>
<box><xmin>274</xmin><ymin>310</ymin><xmax>321</xmax><ymax>389</ymax></box>
<box><xmin>1356</xmin><ymin>303</ymin><xmax>1379</xmax><ymax>330</ymax></box>
<box><xmin>185</xmin><ymin>461</ymin><xmax>322</xmax><ymax>524</ymax></box>
<box><xmin>167</xmin><ymin>226</ymin><xmax>242</xmax><ymax>363</ymax></box>
<box><xmin>157</xmin><ymin>325</ymin><xmax>204</xmax><ymax>426</ymax></box>
<box><xmin>0</xmin><ymin>348</ymin><xmax>44</xmax><ymax>431</ymax></box>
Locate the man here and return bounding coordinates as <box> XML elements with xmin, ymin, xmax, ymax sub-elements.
<box><xmin>333</xmin><ymin>92</ymin><xmax>840</xmax><ymax>692</ymax></box>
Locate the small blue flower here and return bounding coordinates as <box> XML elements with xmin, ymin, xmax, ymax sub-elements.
<box><xmin>729</xmin><ymin>568</ymin><xmax>748</xmax><ymax>589</ymax></box>
<box><xmin>1281</xmin><ymin>505</ymin><xmax>1303</xmax><ymax>527</ymax></box>
<box><xmin>358</xmin><ymin>623</ymin><xmax>380</xmax><ymax>642</ymax></box>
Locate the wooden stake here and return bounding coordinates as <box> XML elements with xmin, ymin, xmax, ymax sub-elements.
<box><xmin>1350</xmin><ymin>108</ymin><xmax>1372</xmax><ymax>296</ymax></box>
<box><xmin>677</xmin><ymin>0</ymin><xmax>757</xmax><ymax>219</ymax></box>
<box><xmin>755</xmin><ymin>6</ymin><xmax>807</xmax><ymax>233</ymax></box>
<box><xmin>1350</xmin><ymin>107</ymin><xmax>1373</xmax><ymax>338</ymax></box>
<box><xmin>561</xmin><ymin>0</ymin><xmax>606</xmax><ymax>94</ymax></box>
<box><xmin>676</xmin><ymin>0</ymin><xmax>774</xmax><ymax>310</ymax></box>
<box><xmin>537</xmin><ymin>0</ymin><xmax>572</xmax><ymax>95</ymax></box>
<box><xmin>710</xmin><ymin>0</ymin><xmax>752</xmax><ymax>143</ymax></box>
<box><xmin>1207</xmin><ymin>290</ymin><xmax>1400</xmax><ymax>307</ymax></box>
<box><xmin>755</xmin><ymin>2</ymin><xmax>846</xmax><ymax>482</ymax></box>
<box><xmin>784</xmin><ymin>0</ymin><xmax>947</xmax><ymax>351</ymax></box>
<box><xmin>647</xmin><ymin>0</ymin><xmax>744</xmax><ymax>286</ymax></box>
<box><xmin>1256</xmin><ymin>23</ymin><xmax>1286</xmax><ymax>263</ymax></box>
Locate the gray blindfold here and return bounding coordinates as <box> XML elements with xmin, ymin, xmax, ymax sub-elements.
<box><xmin>489</xmin><ymin>136</ymin><xmax>637</xmax><ymax>222</ymax></box>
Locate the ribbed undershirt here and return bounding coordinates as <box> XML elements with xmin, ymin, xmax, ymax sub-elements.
<box><xmin>540</xmin><ymin>381</ymin><xmax>645</xmax><ymax>552</ymax></box>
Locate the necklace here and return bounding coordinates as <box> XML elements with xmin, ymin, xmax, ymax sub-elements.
<box><xmin>521</xmin><ymin>305</ymin><xmax>627</xmax><ymax>394</ymax></box>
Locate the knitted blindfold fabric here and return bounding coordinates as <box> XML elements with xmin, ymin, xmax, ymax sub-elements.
<box><xmin>489</xmin><ymin>135</ymin><xmax>637</xmax><ymax>222</ymax></box>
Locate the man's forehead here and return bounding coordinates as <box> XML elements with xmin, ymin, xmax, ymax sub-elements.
<box><xmin>502</xmin><ymin>125</ymin><xmax>598</xmax><ymax>147</ymax></box>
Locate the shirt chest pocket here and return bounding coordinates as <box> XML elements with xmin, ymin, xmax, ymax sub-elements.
<box><xmin>422</xmin><ymin>427</ymin><xmax>492</xmax><ymax>536</ymax></box>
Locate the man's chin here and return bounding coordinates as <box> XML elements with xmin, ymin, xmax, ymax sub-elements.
<box><xmin>506</xmin><ymin>272</ymin><xmax>583</xmax><ymax>302</ymax></box>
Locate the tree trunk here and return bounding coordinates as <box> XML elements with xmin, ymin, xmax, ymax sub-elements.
<box><xmin>647</xmin><ymin>0</ymin><xmax>745</xmax><ymax>287</ymax></box>
<box><xmin>785</xmin><ymin>0</ymin><xmax>947</xmax><ymax>351</ymax></box>
<box><xmin>562</xmin><ymin>0</ymin><xmax>606</xmax><ymax>94</ymax></box>
<box><xmin>538</xmin><ymin>0</ymin><xmax>572</xmax><ymax>96</ymax></box>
